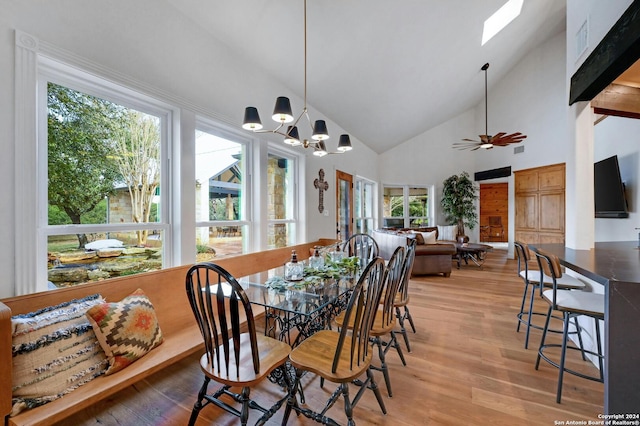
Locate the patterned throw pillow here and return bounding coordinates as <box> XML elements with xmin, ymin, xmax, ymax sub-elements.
<box><xmin>86</xmin><ymin>288</ymin><xmax>163</xmax><ymax>375</ymax></box>
<box><xmin>437</xmin><ymin>225</ymin><xmax>458</xmax><ymax>241</ymax></box>
<box><xmin>11</xmin><ymin>294</ymin><xmax>108</xmax><ymax>416</ymax></box>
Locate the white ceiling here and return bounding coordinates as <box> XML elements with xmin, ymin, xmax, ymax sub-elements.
<box><xmin>165</xmin><ymin>0</ymin><xmax>566</xmax><ymax>153</ymax></box>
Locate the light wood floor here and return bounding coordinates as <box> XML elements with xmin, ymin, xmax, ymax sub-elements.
<box><xmin>55</xmin><ymin>249</ymin><xmax>604</xmax><ymax>425</ymax></box>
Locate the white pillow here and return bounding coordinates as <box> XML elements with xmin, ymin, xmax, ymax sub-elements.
<box><xmin>420</xmin><ymin>231</ymin><xmax>437</xmax><ymax>244</ymax></box>
<box><xmin>437</xmin><ymin>225</ymin><xmax>458</xmax><ymax>241</ymax></box>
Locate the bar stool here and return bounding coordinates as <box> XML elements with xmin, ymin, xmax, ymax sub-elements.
<box><xmin>514</xmin><ymin>241</ymin><xmax>585</xmax><ymax>349</ymax></box>
<box><xmin>533</xmin><ymin>248</ymin><xmax>605</xmax><ymax>403</ymax></box>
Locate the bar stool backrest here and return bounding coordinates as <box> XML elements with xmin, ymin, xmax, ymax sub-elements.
<box><xmin>533</xmin><ymin>248</ymin><xmax>563</xmax><ymax>308</ymax></box>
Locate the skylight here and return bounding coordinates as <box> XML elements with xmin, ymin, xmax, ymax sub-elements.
<box><xmin>482</xmin><ymin>0</ymin><xmax>524</xmax><ymax>45</ymax></box>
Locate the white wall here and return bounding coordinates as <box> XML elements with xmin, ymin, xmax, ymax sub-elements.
<box><xmin>377</xmin><ymin>109</ymin><xmax>478</xmax><ymax>236</ymax></box>
<box><xmin>379</xmin><ymin>31</ymin><xmax>568</xmax><ymax>246</ymax></box>
<box><xmin>594</xmin><ymin>116</ymin><xmax>640</xmax><ymax>242</ymax></box>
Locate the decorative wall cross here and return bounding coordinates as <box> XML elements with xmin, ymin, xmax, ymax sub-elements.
<box><xmin>314</xmin><ymin>169</ymin><xmax>329</xmax><ymax>213</ymax></box>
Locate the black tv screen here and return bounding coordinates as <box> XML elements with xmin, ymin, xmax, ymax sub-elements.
<box><xmin>594</xmin><ymin>155</ymin><xmax>629</xmax><ymax>218</ymax></box>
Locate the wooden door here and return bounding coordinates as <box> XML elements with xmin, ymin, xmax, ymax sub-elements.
<box><xmin>514</xmin><ymin>163</ymin><xmax>565</xmax><ymax>245</ymax></box>
<box><xmin>479</xmin><ymin>183</ymin><xmax>508</xmax><ymax>242</ymax></box>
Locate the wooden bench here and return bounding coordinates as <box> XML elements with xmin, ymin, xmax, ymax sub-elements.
<box><xmin>1</xmin><ymin>239</ymin><xmax>334</xmax><ymax>426</ymax></box>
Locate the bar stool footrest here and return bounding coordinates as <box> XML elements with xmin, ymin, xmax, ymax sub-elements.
<box><xmin>517</xmin><ymin>312</ymin><xmax>566</xmax><ymax>333</ymax></box>
<box><xmin>537</xmin><ymin>344</ymin><xmax>605</xmax><ymax>383</ymax></box>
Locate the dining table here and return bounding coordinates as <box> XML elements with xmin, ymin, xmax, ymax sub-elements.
<box><xmin>237</xmin><ymin>264</ymin><xmax>359</xmax><ymax>348</ymax></box>
<box><xmin>234</xmin><ymin>259</ymin><xmax>362</xmax><ymax>405</ymax></box>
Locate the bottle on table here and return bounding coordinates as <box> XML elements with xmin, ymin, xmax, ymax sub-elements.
<box><xmin>284</xmin><ymin>250</ymin><xmax>304</xmax><ymax>281</ymax></box>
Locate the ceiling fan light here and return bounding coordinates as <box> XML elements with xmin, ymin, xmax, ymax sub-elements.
<box><xmin>242</xmin><ymin>107</ymin><xmax>263</xmax><ymax>130</ymax></box>
<box><xmin>480</xmin><ymin>143</ymin><xmax>494</xmax><ymax>149</ymax></box>
<box><xmin>312</xmin><ymin>120</ymin><xmax>329</xmax><ymax>141</ymax></box>
<box><xmin>272</xmin><ymin>97</ymin><xmax>294</xmax><ymax>123</ymax></box>
<box><xmin>337</xmin><ymin>134</ymin><xmax>352</xmax><ymax>152</ymax></box>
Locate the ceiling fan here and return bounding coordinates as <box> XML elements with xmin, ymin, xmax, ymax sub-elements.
<box><xmin>453</xmin><ymin>63</ymin><xmax>527</xmax><ymax>150</ymax></box>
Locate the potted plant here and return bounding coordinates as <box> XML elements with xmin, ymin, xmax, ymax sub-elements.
<box><xmin>441</xmin><ymin>172</ymin><xmax>478</xmax><ymax>237</ymax></box>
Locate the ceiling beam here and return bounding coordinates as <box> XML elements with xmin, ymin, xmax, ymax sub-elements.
<box><xmin>569</xmin><ymin>1</ymin><xmax>640</xmax><ymax>105</ymax></box>
<box><xmin>591</xmin><ymin>83</ymin><xmax>640</xmax><ymax>119</ymax></box>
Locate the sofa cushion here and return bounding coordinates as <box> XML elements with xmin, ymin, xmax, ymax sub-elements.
<box><xmin>421</xmin><ymin>230</ymin><xmax>437</xmax><ymax>244</ymax></box>
<box><xmin>11</xmin><ymin>294</ymin><xmax>108</xmax><ymax>415</ymax></box>
<box><xmin>415</xmin><ymin>243</ymin><xmax>457</xmax><ymax>256</ymax></box>
<box><xmin>437</xmin><ymin>225</ymin><xmax>458</xmax><ymax>241</ymax></box>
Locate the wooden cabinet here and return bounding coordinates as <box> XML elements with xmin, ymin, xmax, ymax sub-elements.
<box><xmin>514</xmin><ymin>164</ymin><xmax>565</xmax><ymax>245</ymax></box>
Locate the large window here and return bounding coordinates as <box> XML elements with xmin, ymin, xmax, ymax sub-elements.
<box><xmin>382</xmin><ymin>185</ymin><xmax>431</xmax><ymax>228</ymax></box>
<box><xmin>15</xmin><ymin>35</ymin><xmax>306</xmax><ymax>295</ymax></box>
<box><xmin>195</xmin><ymin>128</ymin><xmax>248</xmax><ymax>261</ymax></box>
<box><xmin>44</xmin><ymin>81</ymin><xmax>169</xmax><ymax>289</ymax></box>
<box><xmin>355</xmin><ymin>178</ymin><xmax>376</xmax><ymax>234</ymax></box>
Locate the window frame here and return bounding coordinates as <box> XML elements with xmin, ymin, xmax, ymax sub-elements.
<box><xmin>33</xmin><ymin>57</ymin><xmax>175</xmax><ymax>293</ymax></box>
<box><xmin>354</xmin><ymin>176</ymin><xmax>377</xmax><ymax>235</ymax></box>
<box><xmin>382</xmin><ymin>184</ymin><xmax>433</xmax><ymax>228</ymax></box>
<box><xmin>194</xmin><ymin>118</ymin><xmax>253</xmax><ymax>255</ymax></box>
<box><xmin>266</xmin><ymin>146</ymin><xmax>300</xmax><ymax>248</ymax></box>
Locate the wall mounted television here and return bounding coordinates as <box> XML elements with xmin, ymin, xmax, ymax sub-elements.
<box><xmin>594</xmin><ymin>155</ymin><xmax>629</xmax><ymax>218</ymax></box>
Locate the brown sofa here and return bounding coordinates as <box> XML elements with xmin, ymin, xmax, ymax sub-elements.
<box><xmin>372</xmin><ymin>228</ymin><xmax>457</xmax><ymax>277</ymax></box>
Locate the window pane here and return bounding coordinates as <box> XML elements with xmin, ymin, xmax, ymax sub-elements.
<box><xmin>363</xmin><ymin>182</ymin><xmax>374</xmax><ymax>217</ymax></box>
<box><xmin>383</xmin><ymin>186</ymin><xmax>404</xmax><ymax>217</ymax></box>
<box><xmin>195</xmin><ymin>131</ymin><xmax>244</xmax><ymax>221</ymax></box>
<box><xmin>268</xmin><ymin>154</ymin><xmax>294</xmax><ymax>220</ymax></box>
<box><xmin>355</xmin><ymin>181</ymin><xmax>362</xmax><ymax>218</ymax></box>
<box><xmin>47</xmin><ymin>231</ymin><xmax>163</xmax><ymax>288</ymax></box>
<box><xmin>408</xmin><ymin>187</ymin><xmax>428</xmax><ymax>215</ymax></box>
<box><xmin>355</xmin><ymin>218</ymin><xmax>373</xmax><ymax>235</ymax></box>
<box><xmin>47</xmin><ymin>82</ymin><xmax>161</xmax><ymax>230</ymax></box>
<box><xmin>196</xmin><ymin>225</ymin><xmax>244</xmax><ymax>261</ymax></box>
<box><xmin>268</xmin><ymin>223</ymin><xmax>296</xmax><ymax>249</ymax></box>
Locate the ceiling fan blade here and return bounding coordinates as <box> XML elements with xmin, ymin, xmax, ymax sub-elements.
<box><xmin>471</xmin><ymin>146</ymin><xmax>481</xmax><ymax>151</ymax></box>
<box><xmin>490</xmin><ymin>131</ymin><xmax>528</xmax><ymax>146</ymax></box>
<box><xmin>461</xmin><ymin>138</ymin><xmax>479</xmax><ymax>142</ymax></box>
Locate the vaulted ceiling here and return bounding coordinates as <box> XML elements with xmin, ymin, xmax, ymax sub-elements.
<box><xmin>166</xmin><ymin>0</ymin><xmax>566</xmax><ymax>153</ymax></box>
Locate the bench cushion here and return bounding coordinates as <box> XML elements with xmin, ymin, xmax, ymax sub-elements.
<box><xmin>11</xmin><ymin>294</ymin><xmax>107</xmax><ymax>416</ymax></box>
<box><xmin>86</xmin><ymin>289</ymin><xmax>163</xmax><ymax>375</ymax></box>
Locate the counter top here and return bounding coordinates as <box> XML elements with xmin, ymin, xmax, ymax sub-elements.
<box><xmin>531</xmin><ymin>241</ymin><xmax>640</xmax><ymax>285</ymax></box>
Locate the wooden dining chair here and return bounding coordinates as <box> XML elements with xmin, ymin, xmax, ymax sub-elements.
<box><xmin>282</xmin><ymin>257</ymin><xmax>387</xmax><ymax>425</ymax></box>
<box><xmin>184</xmin><ymin>262</ymin><xmax>291</xmax><ymax>426</ymax></box>
<box><xmin>335</xmin><ymin>245</ymin><xmax>407</xmax><ymax>398</ymax></box>
<box><xmin>394</xmin><ymin>238</ymin><xmax>417</xmax><ymax>352</ymax></box>
<box><xmin>343</xmin><ymin>233</ymin><xmax>380</xmax><ymax>266</ymax></box>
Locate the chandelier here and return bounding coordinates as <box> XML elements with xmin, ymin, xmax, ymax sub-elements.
<box><xmin>241</xmin><ymin>0</ymin><xmax>352</xmax><ymax>157</ymax></box>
